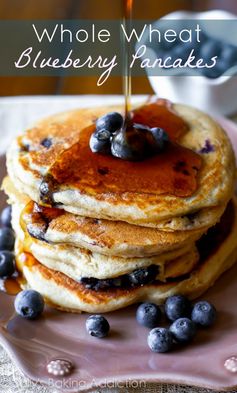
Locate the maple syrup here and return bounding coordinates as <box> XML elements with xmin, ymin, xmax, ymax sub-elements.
<box><xmin>0</xmin><ymin>275</ymin><xmax>21</xmax><ymax>295</ymax></box>
<box><xmin>0</xmin><ymin>250</ymin><xmax>25</xmax><ymax>296</ymax></box>
<box><xmin>123</xmin><ymin>0</ymin><xmax>133</xmax><ymax>122</ymax></box>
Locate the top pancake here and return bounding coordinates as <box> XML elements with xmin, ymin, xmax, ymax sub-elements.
<box><xmin>6</xmin><ymin>99</ymin><xmax>236</xmax><ymax>229</ymax></box>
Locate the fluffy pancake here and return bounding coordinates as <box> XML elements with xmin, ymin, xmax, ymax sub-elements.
<box><xmin>15</xmin><ymin>198</ymin><xmax>237</xmax><ymax>313</ymax></box>
<box><xmin>22</xmin><ymin>239</ymin><xmax>199</xmax><ymax>283</ymax></box>
<box><xmin>10</xmin><ymin>194</ymin><xmax>198</xmax><ymax>281</ymax></box>
<box><xmin>3</xmin><ymin>176</ymin><xmax>205</xmax><ymax>257</ymax></box>
<box><xmin>6</xmin><ymin>100</ymin><xmax>236</xmax><ymax>230</ymax></box>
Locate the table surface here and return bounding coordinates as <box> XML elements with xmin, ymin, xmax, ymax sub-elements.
<box><xmin>0</xmin><ymin>96</ymin><xmax>236</xmax><ymax>393</ymax></box>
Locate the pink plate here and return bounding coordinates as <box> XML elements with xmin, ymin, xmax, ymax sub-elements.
<box><xmin>0</xmin><ymin>117</ymin><xmax>237</xmax><ymax>392</ymax></box>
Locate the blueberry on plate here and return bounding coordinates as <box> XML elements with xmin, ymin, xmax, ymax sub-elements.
<box><xmin>191</xmin><ymin>300</ymin><xmax>217</xmax><ymax>327</ymax></box>
<box><xmin>1</xmin><ymin>206</ymin><xmax>12</xmax><ymax>228</ymax></box>
<box><xmin>147</xmin><ymin>327</ymin><xmax>173</xmax><ymax>353</ymax></box>
<box><xmin>14</xmin><ymin>289</ymin><xmax>45</xmax><ymax>320</ymax></box>
<box><xmin>89</xmin><ymin>129</ymin><xmax>111</xmax><ymax>154</ymax></box>
<box><xmin>165</xmin><ymin>295</ymin><xmax>192</xmax><ymax>322</ymax></box>
<box><xmin>96</xmin><ymin>112</ymin><xmax>123</xmax><ymax>134</ymax></box>
<box><xmin>170</xmin><ymin>317</ymin><xmax>196</xmax><ymax>343</ymax></box>
<box><xmin>150</xmin><ymin>127</ymin><xmax>169</xmax><ymax>152</ymax></box>
<box><xmin>0</xmin><ymin>251</ymin><xmax>15</xmax><ymax>278</ymax></box>
<box><xmin>0</xmin><ymin>228</ymin><xmax>15</xmax><ymax>251</ymax></box>
<box><xmin>86</xmin><ymin>315</ymin><xmax>110</xmax><ymax>338</ymax></box>
<box><xmin>136</xmin><ymin>302</ymin><xmax>162</xmax><ymax>328</ymax></box>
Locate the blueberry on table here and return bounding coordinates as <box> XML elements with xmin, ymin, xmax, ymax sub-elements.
<box><xmin>89</xmin><ymin>129</ymin><xmax>111</xmax><ymax>154</ymax></box>
<box><xmin>0</xmin><ymin>251</ymin><xmax>15</xmax><ymax>278</ymax></box>
<box><xmin>0</xmin><ymin>228</ymin><xmax>15</xmax><ymax>251</ymax></box>
<box><xmin>147</xmin><ymin>327</ymin><xmax>173</xmax><ymax>353</ymax></box>
<box><xmin>169</xmin><ymin>317</ymin><xmax>196</xmax><ymax>343</ymax></box>
<box><xmin>96</xmin><ymin>112</ymin><xmax>123</xmax><ymax>134</ymax></box>
<box><xmin>191</xmin><ymin>301</ymin><xmax>217</xmax><ymax>327</ymax></box>
<box><xmin>14</xmin><ymin>289</ymin><xmax>45</xmax><ymax>320</ymax></box>
<box><xmin>165</xmin><ymin>295</ymin><xmax>192</xmax><ymax>322</ymax></box>
<box><xmin>136</xmin><ymin>302</ymin><xmax>162</xmax><ymax>328</ymax></box>
<box><xmin>1</xmin><ymin>206</ymin><xmax>12</xmax><ymax>228</ymax></box>
<box><xmin>86</xmin><ymin>315</ymin><xmax>110</xmax><ymax>338</ymax></box>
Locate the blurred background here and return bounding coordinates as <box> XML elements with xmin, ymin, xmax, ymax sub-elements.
<box><xmin>0</xmin><ymin>0</ymin><xmax>236</xmax><ymax>96</ymax></box>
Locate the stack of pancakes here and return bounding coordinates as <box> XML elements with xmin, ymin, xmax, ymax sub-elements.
<box><xmin>2</xmin><ymin>100</ymin><xmax>237</xmax><ymax>313</ymax></box>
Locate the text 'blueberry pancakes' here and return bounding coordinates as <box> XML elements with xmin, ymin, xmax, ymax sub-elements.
<box><xmin>2</xmin><ymin>97</ymin><xmax>237</xmax><ymax>313</ymax></box>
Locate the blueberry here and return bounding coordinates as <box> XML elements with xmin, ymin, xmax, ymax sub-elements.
<box><xmin>111</xmin><ymin>125</ymin><xmax>154</xmax><ymax>161</ymax></box>
<box><xmin>14</xmin><ymin>289</ymin><xmax>45</xmax><ymax>320</ymax></box>
<box><xmin>129</xmin><ymin>265</ymin><xmax>158</xmax><ymax>286</ymax></box>
<box><xmin>0</xmin><ymin>228</ymin><xmax>15</xmax><ymax>251</ymax></box>
<box><xmin>165</xmin><ymin>295</ymin><xmax>192</xmax><ymax>321</ymax></box>
<box><xmin>41</xmin><ymin>138</ymin><xmax>52</xmax><ymax>149</ymax></box>
<box><xmin>89</xmin><ymin>129</ymin><xmax>111</xmax><ymax>154</ymax></box>
<box><xmin>172</xmin><ymin>41</ymin><xmax>195</xmax><ymax>61</ymax></box>
<box><xmin>200</xmin><ymin>39</ymin><xmax>222</xmax><ymax>62</ymax></box>
<box><xmin>221</xmin><ymin>44</ymin><xmax>237</xmax><ymax>67</ymax></box>
<box><xmin>96</xmin><ymin>112</ymin><xmax>123</xmax><ymax>134</ymax></box>
<box><xmin>150</xmin><ymin>127</ymin><xmax>169</xmax><ymax>151</ymax></box>
<box><xmin>86</xmin><ymin>315</ymin><xmax>110</xmax><ymax>338</ymax></box>
<box><xmin>191</xmin><ymin>301</ymin><xmax>217</xmax><ymax>327</ymax></box>
<box><xmin>1</xmin><ymin>206</ymin><xmax>12</xmax><ymax>228</ymax></box>
<box><xmin>136</xmin><ymin>302</ymin><xmax>162</xmax><ymax>328</ymax></box>
<box><xmin>0</xmin><ymin>251</ymin><xmax>15</xmax><ymax>278</ymax></box>
<box><xmin>169</xmin><ymin>317</ymin><xmax>196</xmax><ymax>343</ymax></box>
<box><xmin>160</xmin><ymin>39</ymin><xmax>176</xmax><ymax>51</ymax></box>
<box><xmin>147</xmin><ymin>327</ymin><xmax>173</xmax><ymax>353</ymax></box>
<box><xmin>201</xmin><ymin>65</ymin><xmax>224</xmax><ymax>79</ymax></box>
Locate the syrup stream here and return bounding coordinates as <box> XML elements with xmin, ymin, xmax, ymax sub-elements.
<box><xmin>123</xmin><ymin>0</ymin><xmax>133</xmax><ymax>123</ymax></box>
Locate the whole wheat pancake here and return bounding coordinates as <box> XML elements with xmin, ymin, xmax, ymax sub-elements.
<box><xmin>6</xmin><ymin>100</ymin><xmax>236</xmax><ymax>230</ymax></box>
<box><xmin>15</xmin><ymin>198</ymin><xmax>237</xmax><ymax>313</ymax></box>
<box><xmin>10</xmin><ymin>195</ymin><xmax>199</xmax><ymax>281</ymax></box>
<box><xmin>4</xmin><ymin>176</ymin><xmax>205</xmax><ymax>257</ymax></box>
<box><xmin>23</xmin><ymin>238</ymin><xmax>199</xmax><ymax>282</ymax></box>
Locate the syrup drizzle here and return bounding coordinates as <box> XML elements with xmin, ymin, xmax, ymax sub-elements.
<box><xmin>123</xmin><ymin>0</ymin><xmax>133</xmax><ymax>122</ymax></box>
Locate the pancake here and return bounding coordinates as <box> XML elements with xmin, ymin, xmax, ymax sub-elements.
<box><xmin>6</xmin><ymin>99</ymin><xmax>236</xmax><ymax>230</ymax></box>
<box><xmin>15</xmin><ymin>198</ymin><xmax>237</xmax><ymax>313</ymax></box>
<box><xmin>3</xmin><ymin>176</ymin><xmax>206</xmax><ymax>257</ymax></box>
<box><xmin>10</xmin><ymin>194</ymin><xmax>199</xmax><ymax>281</ymax></box>
<box><xmin>22</xmin><ymin>238</ymin><xmax>199</xmax><ymax>283</ymax></box>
